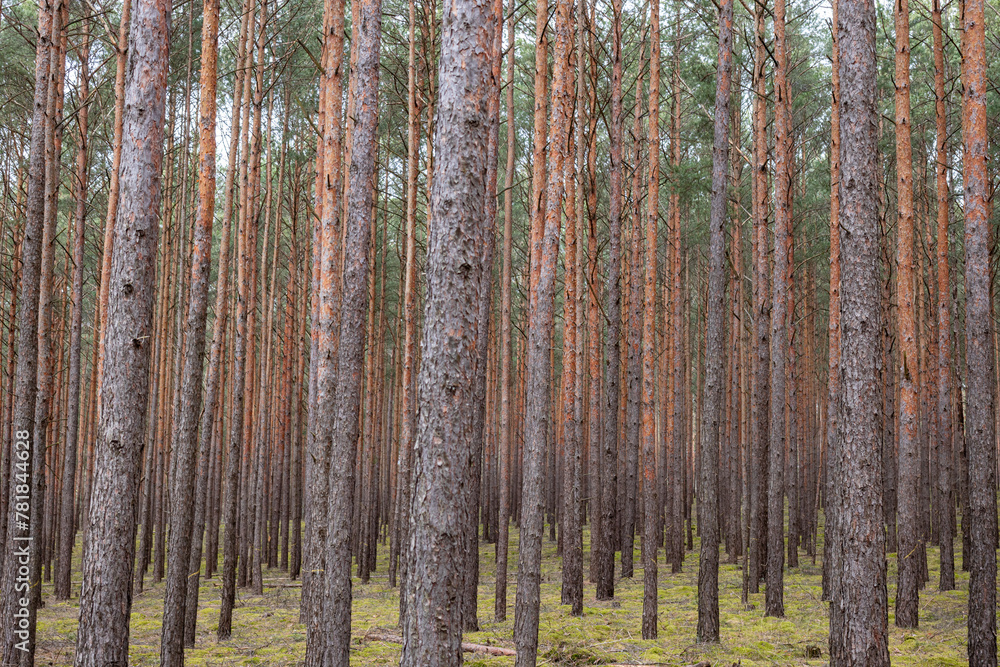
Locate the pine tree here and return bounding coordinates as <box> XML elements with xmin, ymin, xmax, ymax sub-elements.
<box><xmin>640</xmin><ymin>0</ymin><xmax>660</xmax><ymax>639</ymax></box>
<box><xmin>766</xmin><ymin>0</ymin><xmax>790</xmax><ymax>618</ymax></box>
<box><xmin>696</xmin><ymin>0</ymin><xmax>733</xmax><ymax>639</ymax></box>
<box><xmin>829</xmin><ymin>0</ymin><xmax>889</xmax><ymax>659</ymax></box>
<box><xmin>74</xmin><ymin>0</ymin><xmax>170</xmax><ymax>660</ymax></box>
<box><xmin>54</xmin><ymin>16</ymin><xmax>89</xmax><ymax>602</ymax></box>
<box><xmin>931</xmin><ymin>0</ymin><xmax>954</xmax><ymax>592</ymax></box>
<box><xmin>893</xmin><ymin>0</ymin><xmax>920</xmax><ymax>627</ymax></box>
<box><xmin>160</xmin><ymin>0</ymin><xmax>222</xmax><ymax>655</ymax></box>
<box><xmin>960</xmin><ymin>0</ymin><xmax>997</xmax><ymax>659</ymax></box>
<box><xmin>0</xmin><ymin>0</ymin><xmax>54</xmax><ymax>656</ymax></box>
<box><xmin>399</xmin><ymin>0</ymin><xmax>497</xmax><ymax>651</ymax></box>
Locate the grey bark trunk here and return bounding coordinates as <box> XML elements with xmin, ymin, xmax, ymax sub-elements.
<box><xmin>73</xmin><ymin>0</ymin><xmax>170</xmax><ymax>660</ymax></box>
<box><xmin>315</xmin><ymin>0</ymin><xmax>381</xmax><ymax>661</ymax></box>
<box><xmin>399</xmin><ymin>0</ymin><xmax>496</xmax><ymax>660</ymax></box>
<box><xmin>696</xmin><ymin>0</ymin><xmax>732</xmax><ymax>640</ymax></box>
<box><xmin>0</xmin><ymin>0</ymin><xmax>52</xmax><ymax>659</ymax></box>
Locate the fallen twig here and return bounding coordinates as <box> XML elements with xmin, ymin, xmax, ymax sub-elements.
<box><xmin>363</xmin><ymin>631</ymin><xmax>517</xmax><ymax>657</ymax></box>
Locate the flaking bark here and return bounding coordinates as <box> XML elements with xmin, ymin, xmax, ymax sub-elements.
<box><xmin>74</xmin><ymin>0</ymin><xmax>170</xmax><ymax>660</ymax></box>
<box><xmin>399</xmin><ymin>0</ymin><xmax>495</xmax><ymax>661</ymax></box>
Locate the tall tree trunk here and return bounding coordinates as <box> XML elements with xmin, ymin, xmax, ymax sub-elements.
<box><xmin>0</xmin><ymin>0</ymin><xmax>52</xmax><ymax>657</ymax></box>
<box><xmin>513</xmin><ymin>0</ymin><xmax>569</xmax><ymax>653</ymax></box>
<box><xmin>495</xmin><ymin>0</ymin><xmax>517</xmax><ymax>621</ymax></box>
<box><xmin>748</xmin><ymin>0</ymin><xmax>770</xmax><ymax>595</ymax></box>
<box><xmin>822</xmin><ymin>0</ymin><xmax>841</xmax><ymax>605</ymax></box>
<box><xmin>960</xmin><ymin>0</ymin><xmax>997</xmax><ymax>658</ymax></box>
<box><xmin>55</xmin><ymin>17</ymin><xmax>89</xmax><ymax>602</ymax></box>
<box><xmin>302</xmin><ymin>0</ymin><xmax>344</xmax><ymax>642</ymax></box>
<box><xmin>931</xmin><ymin>0</ymin><xmax>954</xmax><ymax>592</ymax></box>
<box><xmin>727</xmin><ymin>70</ymin><xmax>744</xmax><ymax>567</ymax></box>
<box><xmin>31</xmin><ymin>1</ymin><xmax>67</xmax><ymax>623</ymax></box>
<box><xmin>391</xmin><ymin>0</ymin><xmax>420</xmax><ymax>603</ymax></box>
<box><xmin>73</xmin><ymin>0</ymin><xmax>169</xmax><ymax>659</ymax></box>
<box><xmin>218</xmin><ymin>0</ymin><xmax>256</xmax><ymax>638</ymax></box>
<box><xmin>560</xmin><ymin>0</ymin><xmax>583</xmax><ymax>609</ymax></box>
<box><xmin>829</xmin><ymin>0</ymin><xmax>889</xmax><ymax>659</ymax></box>
<box><xmin>399</xmin><ymin>0</ymin><xmax>495</xmax><ymax>658</ymax></box>
<box><xmin>585</xmin><ymin>0</ymin><xmax>601</xmax><ymax>587</ymax></box>
<box><xmin>597</xmin><ymin>0</ymin><xmax>623</xmax><ymax>600</ymax></box>
<box><xmin>464</xmin><ymin>0</ymin><xmax>503</xmax><ymax>625</ymax></box>
<box><xmin>640</xmin><ymin>0</ymin><xmax>660</xmax><ymax>640</ymax></box>
<box><xmin>573</xmin><ymin>137</ymin><xmax>587</xmax><ymax>601</ymax></box>
<box><xmin>160</xmin><ymin>0</ymin><xmax>222</xmax><ymax>656</ymax></box>
<box><xmin>668</xmin><ymin>23</ymin><xmax>683</xmax><ymax>573</ymax></box>
<box><xmin>624</xmin><ymin>61</ymin><xmax>644</xmax><ymax>586</ymax></box>
<box><xmin>893</xmin><ymin>0</ymin><xmax>920</xmax><ymax>628</ymax></box>
<box><xmin>241</xmin><ymin>0</ymin><xmax>268</xmax><ymax>593</ymax></box>
<box><xmin>316</xmin><ymin>0</ymin><xmax>381</xmax><ymax>660</ymax></box>
<box><xmin>232</xmin><ymin>0</ymin><xmax>253</xmax><ymax>595</ymax></box>
<box><xmin>696</xmin><ymin>0</ymin><xmax>732</xmax><ymax>639</ymax></box>
<box><xmin>160</xmin><ymin>0</ymin><xmax>225</xmax><ymax>665</ymax></box>
<box><xmin>187</xmin><ymin>6</ymin><xmax>244</xmax><ymax>634</ymax></box>
<box><xmin>766</xmin><ymin>0</ymin><xmax>790</xmax><ymax>618</ymax></box>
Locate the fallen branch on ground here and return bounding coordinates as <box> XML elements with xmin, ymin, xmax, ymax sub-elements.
<box><xmin>363</xmin><ymin>631</ymin><xmax>517</xmax><ymax>657</ymax></box>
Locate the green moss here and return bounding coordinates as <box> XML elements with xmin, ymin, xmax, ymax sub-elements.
<box><xmin>35</xmin><ymin>525</ymin><xmax>978</xmax><ymax>665</ymax></box>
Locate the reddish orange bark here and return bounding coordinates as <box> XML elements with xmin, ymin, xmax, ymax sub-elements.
<box><xmin>893</xmin><ymin>0</ymin><xmax>920</xmax><ymax>628</ymax></box>
<box><xmin>960</xmin><ymin>0</ymin><xmax>996</xmax><ymax>657</ymax></box>
<box><xmin>641</xmin><ymin>0</ymin><xmax>660</xmax><ymax>640</ymax></box>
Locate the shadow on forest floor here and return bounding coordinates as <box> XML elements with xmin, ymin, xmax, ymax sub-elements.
<box><xmin>37</xmin><ymin>521</ymin><xmax>975</xmax><ymax>665</ymax></box>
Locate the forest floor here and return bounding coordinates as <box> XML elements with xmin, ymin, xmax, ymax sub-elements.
<box><xmin>36</xmin><ymin>524</ymin><xmax>973</xmax><ymax>666</ymax></box>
